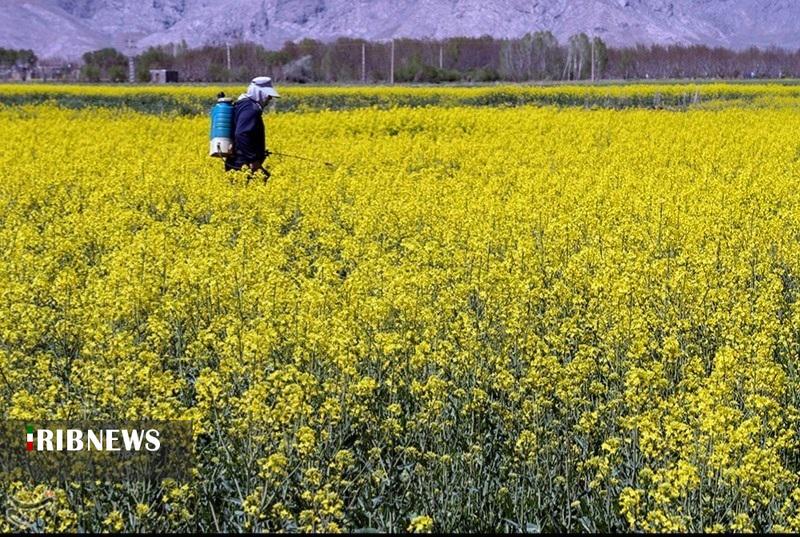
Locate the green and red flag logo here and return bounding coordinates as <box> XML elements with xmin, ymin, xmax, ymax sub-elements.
<box><xmin>26</xmin><ymin>424</ymin><xmax>33</xmax><ymax>451</ymax></box>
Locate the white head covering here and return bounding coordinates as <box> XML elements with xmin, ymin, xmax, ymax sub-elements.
<box><xmin>239</xmin><ymin>76</ymin><xmax>280</xmax><ymax>106</ymax></box>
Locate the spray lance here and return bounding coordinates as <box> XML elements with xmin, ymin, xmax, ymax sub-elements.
<box><xmin>264</xmin><ymin>150</ymin><xmax>336</xmax><ymax>169</ymax></box>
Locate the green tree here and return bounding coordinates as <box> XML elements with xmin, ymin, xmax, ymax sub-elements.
<box><xmin>81</xmin><ymin>48</ymin><xmax>127</xmax><ymax>82</ymax></box>
<box><xmin>136</xmin><ymin>46</ymin><xmax>174</xmax><ymax>82</ymax></box>
<box><xmin>564</xmin><ymin>33</ymin><xmax>591</xmax><ymax>80</ymax></box>
<box><xmin>108</xmin><ymin>65</ymin><xmax>127</xmax><ymax>82</ymax></box>
<box><xmin>592</xmin><ymin>37</ymin><xmax>608</xmax><ymax>80</ymax></box>
<box><xmin>0</xmin><ymin>48</ymin><xmax>37</xmax><ymax>68</ymax></box>
<box><xmin>81</xmin><ymin>64</ymin><xmax>101</xmax><ymax>82</ymax></box>
<box><xmin>530</xmin><ymin>31</ymin><xmax>561</xmax><ymax>79</ymax></box>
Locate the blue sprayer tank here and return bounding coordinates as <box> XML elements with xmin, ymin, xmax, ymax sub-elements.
<box><xmin>209</xmin><ymin>92</ymin><xmax>234</xmax><ymax>157</ymax></box>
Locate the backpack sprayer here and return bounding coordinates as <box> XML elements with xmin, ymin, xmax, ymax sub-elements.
<box><xmin>208</xmin><ymin>91</ymin><xmax>336</xmax><ymax>169</ymax></box>
<box><xmin>209</xmin><ymin>92</ymin><xmax>234</xmax><ymax>158</ymax></box>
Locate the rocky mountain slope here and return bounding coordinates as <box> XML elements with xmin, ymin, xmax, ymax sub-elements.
<box><xmin>3</xmin><ymin>0</ymin><xmax>800</xmax><ymax>59</ymax></box>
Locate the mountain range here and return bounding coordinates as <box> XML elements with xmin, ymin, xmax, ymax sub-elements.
<box><xmin>2</xmin><ymin>0</ymin><xmax>800</xmax><ymax>60</ymax></box>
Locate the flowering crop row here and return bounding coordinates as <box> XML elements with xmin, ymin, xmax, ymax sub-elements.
<box><xmin>6</xmin><ymin>82</ymin><xmax>800</xmax><ymax>113</ymax></box>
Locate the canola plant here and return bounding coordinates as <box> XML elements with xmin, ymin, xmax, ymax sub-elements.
<box><xmin>1</xmin><ymin>85</ymin><xmax>800</xmax><ymax>532</ymax></box>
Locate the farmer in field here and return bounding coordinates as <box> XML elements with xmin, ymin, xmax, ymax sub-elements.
<box><xmin>225</xmin><ymin>76</ymin><xmax>280</xmax><ymax>178</ymax></box>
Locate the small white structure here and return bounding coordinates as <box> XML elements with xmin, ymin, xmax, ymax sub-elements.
<box><xmin>149</xmin><ymin>69</ymin><xmax>179</xmax><ymax>83</ymax></box>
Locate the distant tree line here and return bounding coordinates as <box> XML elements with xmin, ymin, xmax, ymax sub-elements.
<box><xmin>0</xmin><ymin>47</ymin><xmax>38</xmax><ymax>80</ymax></box>
<box><xmin>51</xmin><ymin>36</ymin><xmax>800</xmax><ymax>83</ymax></box>
<box><xmin>605</xmin><ymin>44</ymin><xmax>800</xmax><ymax>79</ymax></box>
<box><xmin>0</xmin><ymin>48</ymin><xmax>83</xmax><ymax>81</ymax></box>
<box><xmin>0</xmin><ymin>47</ymin><xmax>37</xmax><ymax>68</ymax></box>
<box><xmin>128</xmin><ymin>34</ymin><xmax>605</xmax><ymax>84</ymax></box>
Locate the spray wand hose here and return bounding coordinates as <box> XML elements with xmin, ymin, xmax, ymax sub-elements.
<box><xmin>266</xmin><ymin>150</ymin><xmax>336</xmax><ymax>169</ymax></box>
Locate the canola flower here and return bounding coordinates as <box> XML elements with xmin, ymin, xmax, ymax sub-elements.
<box><xmin>1</xmin><ymin>86</ymin><xmax>800</xmax><ymax>531</ymax></box>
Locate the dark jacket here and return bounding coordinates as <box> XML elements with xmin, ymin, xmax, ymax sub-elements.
<box><xmin>225</xmin><ymin>97</ymin><xmax>265</xmax><ymax>171</ymax></box>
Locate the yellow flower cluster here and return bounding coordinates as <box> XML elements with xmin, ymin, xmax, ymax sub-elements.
<box><xmin>1</xmin><ymin>84</ymin><xmax>800</xmax><ymax>531</ymax></box>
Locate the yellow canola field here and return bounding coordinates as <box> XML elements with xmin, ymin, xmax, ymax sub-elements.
<box><xmin>8</xmin><ymin>81</ymin><xmax>800</xmax><ymax>111</ymax></box>
<box><xmin>7</xmin><ymin>80</ymin><xmax>800</xmax><ymax>99</ymax></box>
<box><xmin>2</xmin><ymin>98</ymin><xmax>800</xmax><ymax>532</ymax></box>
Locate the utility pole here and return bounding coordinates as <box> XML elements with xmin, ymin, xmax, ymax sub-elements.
<box><xmin>226</xmin><ymin>42</ymin><xmax>232</xmax><ymax>72</ymax></box>
<box><xmin>591</xmin><ymin>37</ymin><xmax>596</xmax><ymax>82</ymax></box>
<box><xmin>126</xmin><ymin>38</ymin><xmax>136</xmax><ymax>83</ymax></box>
<box><xmin>361</xmin><ymin>42</ymin><xmax>366</xmax><ymax>83</ymax></box>
<box><xmin>439</xmin><ymin>43</ymin><xmax>443</xmax><ymax>70</ymax></box>
<box><xmin>390</xmin><ymin>39</ymin><xmax>395</xmax><ymax>84</ymax></box>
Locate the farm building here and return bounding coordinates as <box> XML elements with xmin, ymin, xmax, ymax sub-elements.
<box><xmin>149</xmin><ymin>69</ymin><xmax>179</xmax><ymax>83</ymax></box>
